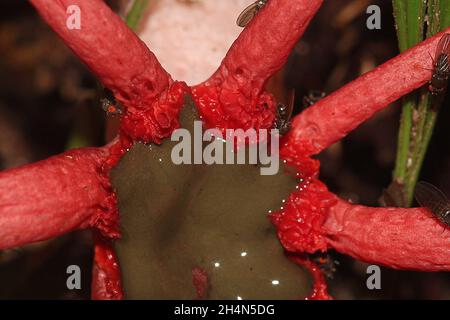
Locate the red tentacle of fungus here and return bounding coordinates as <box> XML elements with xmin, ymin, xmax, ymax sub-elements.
<box><xmin>192</xmin><ymin>0</ymin><xmax>323</xmax><ymax>132</ymax></box>
<box><xmin>324</xmin><ymin>200</ymin><xmax>450</xmax><ymax>271</ymax></box>
<box><xmin>30</xmin><ymin>0</ymin><xmax>189</xmax><ymax>145</ymax></box>
<box><xmin>274</xmin><ymin>28</ymin><xmax>450</xmax><ymax>272</ymax></box>
<box><xmin>91</xmin><ymin>233</ymin><xmax>123</xmax><ymax>300</ymax></box>
<box><xmin>0</xmin><ymin>147</ymin><xmax>115</xmax><ymax>250</ymax></box>
<box><xmin>288</xmin><ymin>254</ymin><xmax>332</xmax><ymax>300</ymax></box>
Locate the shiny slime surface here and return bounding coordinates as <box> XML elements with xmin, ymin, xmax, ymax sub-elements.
<box><xmin>112</xmin><ymin>103</ymin><xmax>311</xmax><ymax>299</ymax></box>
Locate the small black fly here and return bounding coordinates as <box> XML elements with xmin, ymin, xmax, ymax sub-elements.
<box><xmin>429</xmin><ymin>33</ymin><xmax>450</xmax><ymax>95</ymax></box>
<box><xmin>236</xmin><ymin>0</ymin><xmax>268</xmax><ymax>28</ymax></box>
<box><xmin>273</xmin><ymin>89</ymin><xmax>295</xmax><ymax>135</ymax></box>
<box><xmin>414</xmin><ymin>181</ymin><xmax>450</xmax><ymax>226</ymax></box>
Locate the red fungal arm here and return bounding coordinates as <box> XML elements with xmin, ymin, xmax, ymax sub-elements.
<box><xmin>287</xmin><ymin>28</ymin><xmax>450</xmax><ymax>156</ymax></box>
<box><xmin>29</xmin><ymin>0</ymin><xmax>169</xmax><ymax>106</ymax></box>
<box><xmin>91</xmin><ymin>233</ymin><xmax>123</xmax><ymax>300</ymax></box>
<box><xmin>323</xmin><ymin>199</ymin><xmax>450</xmax><ymax>271</ymax></box>
<box><xmin>288</xmin><ymin>254</ymin><xmax>332</xmax><ymax>300</ymax></box>
<box><xmin>192</xmin><ymin>0</ymin><xmax>323</xmax><ymax>131</ymax></box>
<box><xmin>0</xmin><ymin>148</ymin><xmax>114</xmax><ymax>250</ymax></box>
<box><xmin>273</xmin><ymin>176</ymin><xmax>450</xmax><ymax>271</ymax></box>
<box><xmin>30</xmin><ymin>0</ymin><xmax>189</xmax><ymax>143</ymax></box>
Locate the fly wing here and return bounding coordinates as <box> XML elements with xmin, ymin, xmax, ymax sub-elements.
<box><xmin>236</xmin><ymin>2</ymin><xmax>259</xmax><ymax>27</ymax></box>
<box><xmin>435</xmin><ymin>33</ymin><xmax>450</xmax><ymax>57</ymax></box>
<box><xmin>414</xmin><ymin>181</ymin><xmax>450</xmax><ymax>218</ymax></box>
<box><xmin>285</xmin><ymin>89</ymin><xmax>295</xmax><ymax>121</ymax></box>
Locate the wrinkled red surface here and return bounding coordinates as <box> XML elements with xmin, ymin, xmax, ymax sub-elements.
<box><xmin>91</xmin><ymin>233</ymin><xmax>123</xmax><ymax>300</ymax></box>
<box><xmin>30</xmin><ymin>0</ymin><xmax>189</xmax><ymax>144</ymax></box>
<box><xmin>121</xmin><ymin>81</ymin><xmax>190</xmax><ymax>144</ymax></box>
<box><xmin>288</xmin><ymin>254</ymin><xmax>332</xmax><ymax>300</ymax></box>
<box><xmin>0</xmin><ymin>147</ymin><xmax>116</xmax><ymax>250</ymax></box>
<box><xmin>192</xmin><ymin>0</ymin><xmax>323</xmax><ymax>132</ymax></box>
<box><xmin>271</xmin><ymin>177</ymin><xmax>334</xmax><ymax>254</ymax></box>
<box><xmin>29</xmin><ymin>0</ymin><xmax>170</xmax><ymax>106</ymax></box>
<box><xmin>323</xmin><ymin>199</ymin><xmax>450</xmax><ymax>271</ymax></box>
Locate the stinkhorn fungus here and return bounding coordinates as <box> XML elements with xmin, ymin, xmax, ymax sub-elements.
<box><xmin>0</xmin><ymin>0</ymin><xmax>449</xmax><ymax>299</ymax></box>
<box><xmin>192</xmin><ymin>0</ymin><xmax>323</xmax><ymax>132</ymax></box>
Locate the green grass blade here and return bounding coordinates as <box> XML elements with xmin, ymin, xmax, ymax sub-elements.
<box><xmin>406</xmin><ymin>0</ymin><xmax>427</xmax><ymax>47</ymax></box>
<box><xmin>439</xmin><ymin>0</ymin><xmax>450</xmax><ymax>30</ymax></box>
<box><xmin>391</xmin><ymin>0</ymin><xmax>427</xmax><ymax>206</ymax></box>
<box><xmin>393</xmin><ymin>0</ymin><xmax>409</xmax><ymax>51</ymax></box>
<box><xmin>125</xmin><ymin>0</ymin><xmax>149</xmax><ymax>31</ymax></box>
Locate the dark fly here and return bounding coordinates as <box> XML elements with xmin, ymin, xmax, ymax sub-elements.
<box><xmin>429</xmin><ymin>33</ymin><xmax>450</xmax><ymax>95</ymax></box>
<box><xmin>273</xmin><ymin>89</ymin><xmax>295</xmax><ymax>135</ymax></box>
<box><xmin>414</xmin><ymin>181</ymin><xmax>450</xmax><ymax>226</ymax></box>
<box><xmin>236</xmin><ymin>0</ymin><xmax>268</xmax><ymax>28</ymax></box>
<box><xmin>101</xmin><ymin>88</ymin><xmax>123</xmax><ymax>116</ymax></box>
<box><xmin>302</xmin><ymin>90</ymin><xmax>326</xmax><ymax>108</ymax></box>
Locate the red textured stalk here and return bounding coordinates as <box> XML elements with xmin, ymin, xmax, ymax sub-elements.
<box><xmin>192</xmin><ymin>0</ymin><xmax>323</xmax><ymax>131</ymax></box>
<box><xmin>29</xmin><ymin>0</ymin><xmax>169</xmax><ymax>106</ymax></box>
<box><xmin>30</xmin><ymin>0</ymin><xmax>189</xmax><ymax>143</ymax></box>
<box><xmin>286</xmin><ymin>28</ymin><xmax>450</xmax><ymax>156</ymax></box>
<box><xmin>0</xmin><ymin>147</ymin><xmax>116</xmax><ymax>250</ymax></box>
<box><xmin>288</xmin><ymin>254</ymin><xmax>332</xmax><ymax>300</ymax></box>
<box><xmin>91</xmin><ymin>233</ymin><xmax>123</xmax><ymax>300</ymax></box>
<box><xmin>323</xmin><ymin>198</ymin><xmax>450</xmax><ymax>271</ymax></box>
